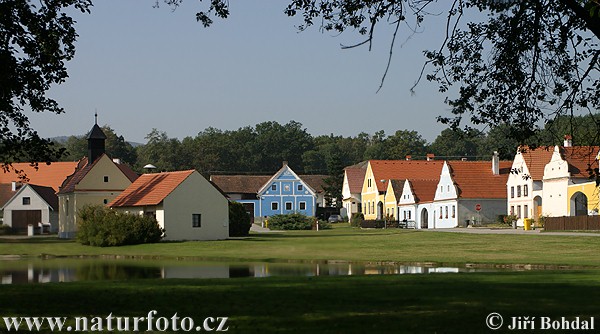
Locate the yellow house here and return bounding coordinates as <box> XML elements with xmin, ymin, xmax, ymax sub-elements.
<box><xmin>361</xmin><ymin>160</ymin><xmax>443</xmax><ymax>220</ymax></box>
<box><xmin>567</xmin><ymin>181</ymin><xmax>600</xmax><ymax>216</ymax></box>
<box><xmin>57</xmin><ymin>122</ymin><xmax>138</xmax><ymax>238</ymax></box>
<box><xmin>384</xmin><ymin>180</ymin><xmax>405</xmax><ymax>220</ymax></box>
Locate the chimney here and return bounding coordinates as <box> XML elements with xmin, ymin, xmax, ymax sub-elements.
<box><xmin>492</xmin><ymin>151</ymin><xmax>500</xmax><ymax>175</ymax></box>
<box><xmin>564</xmin><ymin>134</ymin><xmax>572</xmax><ymax>147</ymax></box>
<box><xmin>112</xmin><ymin>158</ymin><xmax>121</xmax><ymax>165</ymax></box>
<box><xmin>282</xmin><ymin>161</ymin><xmax>288</xmax><ymax>167</ymax></box>
<box><xmin>426</xmin><ymin>153</ymin><xmax>435</xmax><ymax>161</ymax></box>
<box><xmin>405</xmin><ymin>155</ymin><xmax>412</xmax><ymax>161</ymax></box>
<box><xmin>11</xmin><ymin>181</ymin><xmax>17</xmax><ymax>192</ymax></box>
<box><xmin>461</xmin><ymin>157</ymin><xmax>468</xmax><ymax>161</ymax></box>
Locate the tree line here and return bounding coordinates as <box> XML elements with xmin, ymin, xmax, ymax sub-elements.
<box><xmin>54</xmin><ymin>115</ymin><xmax>597</xmax><ymax>176</ymax></box>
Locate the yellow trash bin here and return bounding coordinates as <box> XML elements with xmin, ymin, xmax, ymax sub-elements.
<box><xmin>523</xmin><ymin>218</ymin><xmax>533</xmax><ymax>231</ymax></box>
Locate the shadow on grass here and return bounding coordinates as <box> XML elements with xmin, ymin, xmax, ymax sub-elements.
<box><xmin>1</xmin><ymin>271</ymin><xmax>599</xmax><ymax>333</ymax></box>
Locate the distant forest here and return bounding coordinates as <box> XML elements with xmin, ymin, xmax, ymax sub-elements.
<box><xmin>52</xmin><ymin>115</ymin><xmax>597</xmax><ymax>176</ymax></box>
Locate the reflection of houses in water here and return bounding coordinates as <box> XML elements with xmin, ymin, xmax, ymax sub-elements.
<box><xmin>1</xmin><ymin>265</ymin><xmax>77</xmax><ymax>284</ymax></box>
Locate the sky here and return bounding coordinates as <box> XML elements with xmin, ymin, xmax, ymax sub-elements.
<box><xmin>29</xmin><ymin>1</ymin><xmax>455</xmax><ymax>144</ymax></box>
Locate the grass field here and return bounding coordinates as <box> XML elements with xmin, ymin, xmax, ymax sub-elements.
<box><xmin>1</xmin><ymin>225</ymin><xmax>599</xmax><ymax>267</ymax></box>
<box><xmin>1</xmin><ymin>226</ymin><xmax>600</xmax><ymax>333</ymax></box>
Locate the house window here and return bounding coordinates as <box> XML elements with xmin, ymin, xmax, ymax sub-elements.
<box><xmin>439</xmin><ymin>208</ymin><xmax>443</xmax><ymax>219</ymax></box>
<box><xmin>440</xmin><ymin>186</ymin><xmax>443</xmax><ymax>193</ymax></box>
<box><xmin>368</xmin><ymin>179</ymin><xmax>372</xmax><ymax>188</ymax></box>
<box><xmin>192</xmin><ymin>214</ymin><xmax>201</xmax><ymax>228</ymax></box>
<box><xmin>103</xmin><ymin>176</ymin><xmax>109</xmax><ymax>183</ymax></box>
<box><xmin>447</xmin><ymin>185</ymin><xmax>450</xmax><ymax>192</ymax></box>
<box><xmin>407</xmin><ymin>211</ymin><xmax>411</xmax><ymax>220</ymax></box>
<box><xmin>510</xmin><ymin>206</ymin><xmax>514</xmax><ymax>215</ymax></box>
<box><xmin>524</xmin><ymin>185</ymin><xmax>529</xmax><ymax>197</ymax></box>
<box><xmin>445</xmin><ymin>206</ymin><xmax>448</xmax><ymax>219</ymax></box>
<box><xmin>297</xmin><ymin>184</ymin><xmax>303</xmax><ymax>191</ymax></box>
<box><xmin>510</xmin><ymin>186</ymin><xmax>515</xmax><ymax>198</ymax></box>
<box><xmin>271</xmin><ymin>202</ymin><xmax>279</xmax><ymax>211</ymax></box>
<box><xmin>103</xmin><ymin>199</ymin><xmax>108</xmax><ymax>205</ymax></box>
<box><xmin>285</xmin><ymin>202</ymin><xmax>293</xmax><ymax>211</ymax></box>
<box><xmin>299</xmin><ymin>202</ymin><xmax>306</xmax><ymax>210</ymax></box>
<box><xmin>517</xmin><ymin>186</ymin><xmax>521</xmax><ymax>197</ymax></box>
<box><xmin>22</xmin><ymin>197</ymin><xmax>31</xmax><ymax>205</ymax></box>
<box><xmin>524</xmin><ymin>205</ymin><xmax>529</xmax><ymax>218</ymax></box>
<box><xmin>517</xmin><ymin>206</ymin><xmax>522</xmax><ymax>219</ymax></box>
<box><xmin>452</xmin><ymin>205</ymin><xmax>456</xmax><ymax>218</ymax></box>
<box><xmin>403</xmin><ymin>211</ymin><xmax>407</xmax><ymax>219</ymax></box>
<box><xmin>271</xmin><ymin>184</ymin><xmax>277</xmax><ymax>191</ymax></box>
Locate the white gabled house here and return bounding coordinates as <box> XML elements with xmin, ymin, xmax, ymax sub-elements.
<box><xmin>341</xmin><ymin>161</ymin><xmax>368</xmax><ymax>219</ymax></box>
<box><xmin>397</xmin><ymin>179</ymin><xmax>438</xmax><ymax>229</ymax></box>
<box><xmin>109</xmin><ymin>170</ymin><xmax>229</xmax><ymax>241</ymax></box>
<box><xmin>1</xmin><ymin>184</ymin><xmax>58</xmax><ymax>233</ymax></box>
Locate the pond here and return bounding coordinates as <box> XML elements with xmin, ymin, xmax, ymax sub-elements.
<box><xmin>0</xmin><ymin>258</ymin><xmax>510</xmax><ymax>285</ymax></box>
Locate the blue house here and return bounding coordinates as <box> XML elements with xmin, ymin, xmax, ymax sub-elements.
<box><xmin>210</xmin><ymin>162</ymin><xmax>327</xmax><ymax>219</ymax></box>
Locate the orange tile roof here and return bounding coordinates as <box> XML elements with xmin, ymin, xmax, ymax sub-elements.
<box><xmin>0</xmin><ymin>162</ymin><xmax>78</xmax><ymax>192</ymax></box>
<box><xmin>518</xmin><ymin>146</ymin><xmax>554</xmax><ymax>180</ymax></box>
<box><xmin>561</xmin><ymin>146</ymin><xmax>600</xmax><ymax>179</ymax></box>
<box><xmin>369</xmin><ymin>160</ymin><xmax>444</xmax><ymax>192</ymax></box>
<box><xmin>407</xmin><ymin>179</ymin><xmax>439</xmax><ymax>203</ymax></box>
<box><xmin>447</xmin><ymin>161</ymin><xmax>512</xmax><ymax>199</ymax></box>
<box><xmin>345</xmin><ymin>161</ymin><xmax>368</xmax><ymax>194</ymax></box>
<box><xmin>109</xmin><ymin>170</ymin><xmax>195</xmax><ymax>207</ymax></box>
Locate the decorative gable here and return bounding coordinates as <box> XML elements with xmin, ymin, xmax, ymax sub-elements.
<box><xmin>543</xmin><ymin>146</ymin><xmax>570</xmax><ymax>180</ymax></box>
<box><xmin>258</xmin><ymin>163</ymin><xmax>316</xmax><ymax>198</ymax></box>
<box><xmin>434</xmin><ymin>162</ymin><xmax>458</xmax><ymax>201</ymax></box>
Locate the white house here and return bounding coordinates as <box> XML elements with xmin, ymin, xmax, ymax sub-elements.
<box><xmin>506</xmin><ymin>146</ymin><xmax>554</xmax><ymax>226</ymax></box>
<box><xmin>434</xmin><ymin>154</ymin><xmax>511</xmax><ymax>228</ymax></box>
<box><xmin>1</xmin><ymin>184</ymin><xmax>58</xmax><ymax>233</ymax></box>
<box><xmin>341</xmin><ymin>161</ymin><xmax>368</xmax><ymax>219</ymax></box>
<box><xmin>109</xmin><ymin>170</ymin><xmax>229</xmax><ymax>241</ymax></box>
<box><xmin>397</xmin><ymin>179</ymin><xmax>438</xmax><ymax>229</ymax></box>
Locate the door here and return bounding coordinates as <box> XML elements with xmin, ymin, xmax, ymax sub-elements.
<box><xmin>11</xmin><ymin>210</ymin><xmax>42</xmax><ymax>232</ymax></box>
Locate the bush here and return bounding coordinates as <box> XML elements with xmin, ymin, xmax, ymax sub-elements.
<box><xmin>229</xmin><ymin>201</ymin><xmax>251</xmax><ymax>237</ymax></box>
<box><xmin>315</xmin><ymin>220</ymin><xmax>332</xmax><ymax>230</ymax></box>
<box><xmin>268</xmin><ymin>213</ymin><xmax>313</xmax><ymax>230</ymax></box>
<box><xmin>0</xmin><ymin>224</ymin><xmax>13</xmax><ymax>235</ymax></box>
<box><xmin>77</xmin><ymin>205</ymin><xmax>164</xmax><ymax>247</ymax></box>
<box><xmin>350</xmin><ymin>212</ymin><xmax>364</xmax><ymax>227</ymax></box>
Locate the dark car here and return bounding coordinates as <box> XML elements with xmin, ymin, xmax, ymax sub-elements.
<box><xmin>328</xmin><ymin>214</ymin><xmax>343</xmax><ymax>223</ymax></box>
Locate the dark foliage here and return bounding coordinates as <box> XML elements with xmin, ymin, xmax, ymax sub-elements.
<box><xmin>77</xmin><ymin>205</ymin><xmax>164</xmax><ymax>247</ymax></box>
<box><xmin>229</xmin><ymin>201</ymin><xmax>251</xmax><ymax>237</ymax></box>
<box><xmin>268</xmin><ymin>213</ymin><xmax>314</xmax><ymax>230</ymax></box>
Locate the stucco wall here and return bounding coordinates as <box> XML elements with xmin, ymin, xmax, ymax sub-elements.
<box><xmin>162</xmin><ymin>172</ymin><xmax>229</xmax><ymax>241</ymax></box>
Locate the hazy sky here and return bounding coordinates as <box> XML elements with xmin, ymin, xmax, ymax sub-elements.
<box><xmin>30</xmin><ymin>1</ymin><xmax>454</xmax><ymax>144</ymax></box>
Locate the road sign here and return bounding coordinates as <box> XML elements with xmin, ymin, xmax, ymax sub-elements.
<box><xmin>475</xmin><ymin>204</ymin><xmax>481</xmax><ymax>212</ymax></box>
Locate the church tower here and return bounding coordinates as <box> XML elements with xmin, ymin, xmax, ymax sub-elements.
<box><xmin>87</xmin><ymin>113</ymin><xmax>107</xmax><ymax>164</ymax></box>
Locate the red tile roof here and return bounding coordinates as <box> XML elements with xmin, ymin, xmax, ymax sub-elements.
<box><xmin>518</xmin><ymin>146</ymin><xmax>554</xmax><ymax>180</ymax></box>
<box><xmin>560</xmin><ymin>146</ymin><xmax>600</xmax><ymax>179</ymax></box>
<box><xmin>407</xmin><ymin>179</ymin><xmax>439</xmax><ymax>203</ymax></box>
<box><xmin>447</xmin><ymin>161</ymin><xmax>512</xmax><ymax>199</ymax></box>
<box><xmin>57</xmin><ymin>155</ymin><xmax>138</xmax><ymax>194</ymax></box>
<box><xmin>0</xmin><ymin>162</ymin><xmax>78</xmax><ymax>191</ymax></box>
<box><xmin>369</xmin><ymin>160</ymin><xmax>444</xmax><ymax>192</ymax></box>
<box><xmin>109</xmin><ymin>170</ymin><xmax>195</xmax><ymax>207</ymax></box>
<box><xmin>345</xmin><ymin>161</ymin><xmax>368</xmax><ymax>194</ymax></box>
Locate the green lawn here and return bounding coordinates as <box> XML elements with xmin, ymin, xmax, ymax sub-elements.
<box><xmin>1</xmin><ymin>271</ymin><xmax>599</xmax><ymax>333</ymax></box>
<box><xmin>1</xmin><ymin>225</ymin><xmax>599</xmax><ymax>267</ymax></box>
<box><xmin>2</xmin><ymin>226</ymin><xmax>600</xmax><ymax>333</ymax></box>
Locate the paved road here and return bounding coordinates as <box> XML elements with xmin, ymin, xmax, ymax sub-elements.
<box><xmin>423</xmin><ymin>227</ymin><xmax>600</xmax><ymax>237</ymax></box>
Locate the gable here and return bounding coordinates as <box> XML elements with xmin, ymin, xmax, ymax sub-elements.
<box><xmin>2</xmin><ymin>184</ymin><xmax>56</xmax><ymax>211</ymax></box>
<box><xmin>76</xmin><ymin>155</ymin><xmax>136</xmax><ymax>191</ymax></box>
<box><xmin>257</xmin><ymin>164</ymin><xmax>316</xmax><ymax>197</ymax></box>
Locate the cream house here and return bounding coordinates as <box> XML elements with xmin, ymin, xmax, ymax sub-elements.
<box><xmin>341</xmin><ymin>161</ymin><xmax>367</xmax><ymax>219</ymax></box>
<box><xmin>110</xmin><ymin>170</ymin><xmax>229</xmax><ymax>241</ymax></box>
<box><xmin>507</xmin><ymin>146</ymin><xmax>554</xmax><ymax>226</ymax></box>
<box><xmin>57</xmin><ymin>122</ymin><xmax>138</xmax><ymax>238</ymax></box>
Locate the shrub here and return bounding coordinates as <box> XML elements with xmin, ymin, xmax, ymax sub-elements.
<box><xmin>0</xmin><ymin>224</ymin><xmax>13</xmax><ymax>235</ymax></box>
<box><xmin>77</xmin><ymin>205</ymin><xmax>164</xmax><ymax>247</ymax></box>
<box><xmin>315</xmin><ymin>220</ymin><xmax>332</xmax><ymax>230</ymax></box>
<box><xmin>268</xmin><ymin>213</ymin><xmax>313</xmax><ymax>230</ymax></box>
<box><xmin>229</xmin><ymin>201</ymin><xmax>251</xmax><ymax>237</ymax></box>
<box><xmin>350</xmin><ymin>212</ymin><xmax>364</xmax><ymax>227</ymax></box>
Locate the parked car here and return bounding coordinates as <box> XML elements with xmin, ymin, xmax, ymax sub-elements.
<box><xmin>328</xmin><ymin>214</ymin><xmax>343</xmax><ymax>223</ymax></box>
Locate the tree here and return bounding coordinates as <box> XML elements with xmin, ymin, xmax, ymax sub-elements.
<box><xmin>1</xmin><ymin>1</ymin><xmax>91</xmax><ymax>168</ymax></box>
<box><xmin>430</xmin><ymin>128</ymin><xmax>483</xmax><ymax>159</ymax></box>
<box><xmin>57</xmin><ymin>126</ymin><xmax>137</xmax><ymax>165</ymax></box>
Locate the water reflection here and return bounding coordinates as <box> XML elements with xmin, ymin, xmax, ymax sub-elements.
<box><xmin>0</xmin><ymin>259</ymin><xmax>487</xmax><ymax>285</ymax></box>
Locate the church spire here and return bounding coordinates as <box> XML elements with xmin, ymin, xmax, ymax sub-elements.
<box><xmin>87</xmin><ymin>113</ymin><xmax>107</xmax><ymax>164</ymax></box>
